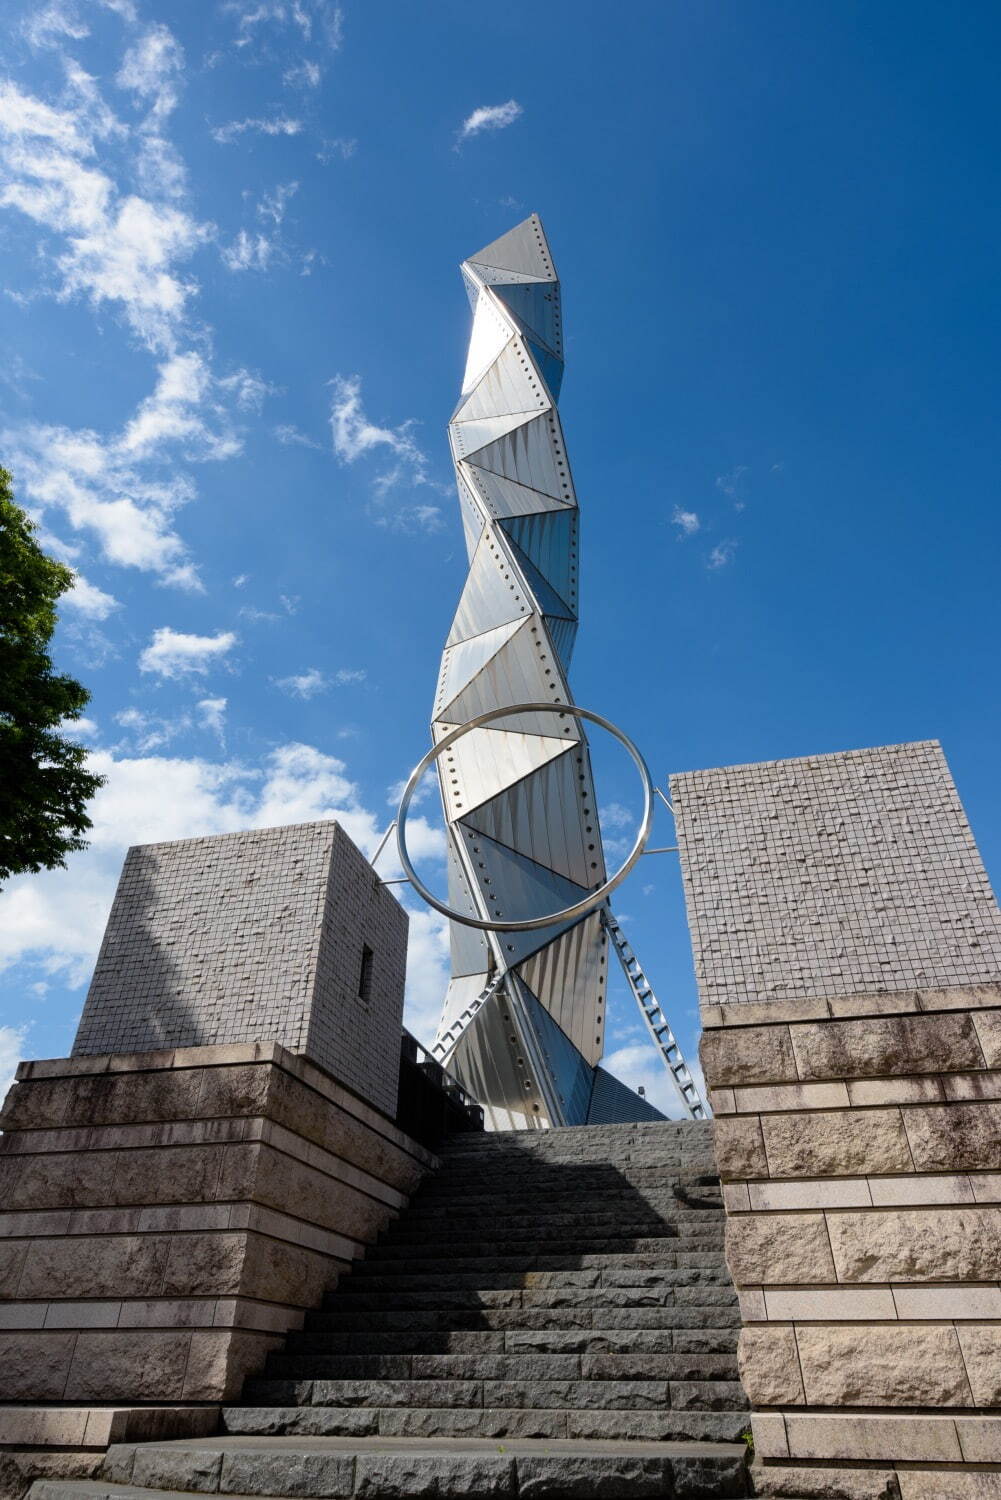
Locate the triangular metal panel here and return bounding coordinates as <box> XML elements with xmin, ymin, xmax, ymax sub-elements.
<box><xmin>467</xmin><ymin>215</ymin><xmax>557</xmax><ymax>283</ymax></box>
<box><xmin>442</xmin><ymin>617</ymin><xmax>574</xmax><ymax>736</ymax></box>
<box><xmin>505</xmin><ymin>537</ymin><xmax>577</xmax><ymax>621</ymax></box>
<box><xmin>492</xmin><ymin>282</ymin><xmax>562</xmax><ymax>358</ymax></box>
<box><xmin>436</xmin><ymin>616</ymin><xmax>525</xmax><ymax>718</ymax></box>
<box><xmin>435</xmin><ymin>970</ymin><xmax>491</xmax><ymax>1048</ymax></box>
<box><xmin>464</xmin><ymin>262</ymin><xmax>548</xmax><ymax>287</ymax></box>
<box><xmin>432</xmin><ymin>723</ymin><xmax>575</xmax><ymax>822</ymax></box>
<box><xmin>526</xmin><ymin>338</ymin><xmax>565</xmax><ymax>401</ymax></box>
<box><xmin>545</xmin><ymin>614</ymin><xmax>578</xmax><ymax>671</ymax></box>
<box><xmin>456</xmin><ymin>470</ymin><xmax>486</xmax><ymax>563</ymax></box>
<box><xmin>449</xmin><ymin>409</ymin><xmax>540</xmax><ymax>461</ymax></box>
<box><xmin>473</xmin><ymin>414</ymin><xmax>573</xmax><ymax>504</ymax></box>
<box><xmin>499</xmin><ymin>510</ymin><xmax>578</xmax><ymax>611</ymax></box>
<box><xmin>446</xmin><ymin>842</ymin><xmax>491</xmax><ymax>977</ymax></box>
<box><xmin>462</xmin><ymin>743</ymin><xmax>599</xmax><ymax>888</ymax></box>
<box><xmin>444</xmin><ymin>990</ymin><xmax>553</xmax><ymax>1130</ymax></box>
<box><xmin>451</xmin><ymin>824</ymin><xmax>591</xmax><ymax>967</ymax></box>
<box><xmin>515</xmin><ymin>975</ymin><xmax>596</xmax><ymax>1124</ymax></box>
<box><xmin>517</xmin><ymin>910</ymin><xmax>605</xmax><ymax>1066</ymax></box>
<box><xmin>446</xmin><ymin>530</ymin><xmax>531</xmax><ymax>646</ymax></box>
<box><xmin>463</xmin><ymin>463</ymin><xmax>573</xmax><ymax>521</ymax></box>
<box><xmin>453</xmin><ymin>339</ymin><xmax>551</xmax><ymax>424</ymax></box>
<box><xmin>461</xmin><ymin>292</ymin><xmax>514</xmax><ymax>396</ymax></box>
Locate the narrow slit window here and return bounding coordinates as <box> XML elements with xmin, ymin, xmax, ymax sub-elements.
<box><xmin>358</xmin><ymin>944</ymin><xmax>374</xmax><ymax>1004</ymax></box>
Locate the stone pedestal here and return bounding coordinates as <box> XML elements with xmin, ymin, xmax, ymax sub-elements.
<box><xmin>672</xmin><ymin>741</ymin><xmax>1001</xmax><ymax>1495</ymax></box>
<box><xmin>0</xmin><ymin>1043</ymin><xmax>435</xmax><ymax>1406</ymax></box>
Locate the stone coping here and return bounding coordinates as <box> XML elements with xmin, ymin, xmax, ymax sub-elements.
<box><xmin>701</xmin><ymin>982</ymin><xmax>1001</xmax><ymax>1029</ymax></box>
<box><xmin>13</xmin><ymin>1043</ymin><xmax>436</xmax><ymax>1170</ymax></box>
<box><xmin>0</xmin><ymin>1407</ymin><xmax>219</xmax><ymax>1449</ymax></box>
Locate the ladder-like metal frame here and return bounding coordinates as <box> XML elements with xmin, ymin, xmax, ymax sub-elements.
<box><xmin>601</xmin><ymin>909</ymin><xmax>707</xmax><ymax>1120</ymax></box>
<box><xmin>431</xmin><ymin>968</ymin><xmax>508</xmax><ymax>1063</ymax></box>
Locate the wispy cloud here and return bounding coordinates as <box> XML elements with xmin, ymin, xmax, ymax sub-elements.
<box><xmin>457</xmin><ymin>99</ymin><xmax>522</xmax><ymax>144</ymax></box>
<box><xmin>707</xmin><ymin>539</ymin><xmax>737</xmax><ymax>570</ymax></box>
<box><xmin>221</xmin><ymin>228</ymin><xmax>275</xmax><ymax>271</ymax></box>
<box><xmin>329</xmin><ymin>374</ymin><xmax>440</xmax><ymax>528</ymax></box>
<box><xmin>671</xmin><ymin>506</ymin><xmax>700</xmax><ymax>537</ymax></box>
<box><xmin>115</xmin><ymin>704</ymin><xmax>190</xmax><ymax>751</ymax></box>
<box><xmin>139</xmin><ymin>626</ymin><xmax>237</xmax><ymax>678</ymax></box>
<box><xmin>273</xmin><ymin>666</ymin><xmax>327</xmax><ymax>698</ymax></box>
<box><xmin>716</xmin><ymin>465</ymin><xmax>748</xmax><ymax>510</ymax></box>
<box><xmin>63</xmin><ymin>573</ymin><xmax>120</xmax><ymax>619</ymax></box>
<box><xmin>211</xmin><ymin>115</ymin><xmax>302</xmax><ymax>145</ymax></box>
<box><xmin>196</xmin><ymin>696</ymin><xmax>227</xmax><ymax>746</ymax></box>
<box><xmin>274</xmin><ymin>423</ymin><xmax>321</xmax><ymax>448</ymax></box>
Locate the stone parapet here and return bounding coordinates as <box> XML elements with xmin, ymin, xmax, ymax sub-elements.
<box><xmin>0</xmin><ymin>1042</ymin><xmax>436</xmax><ymax>1405</ymax></box>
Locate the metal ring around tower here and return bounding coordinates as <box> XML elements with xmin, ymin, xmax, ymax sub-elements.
<box><xmin>395</xmin><ymin>702</ymin><xmax>655</xmax><ymax>932</ymax></box>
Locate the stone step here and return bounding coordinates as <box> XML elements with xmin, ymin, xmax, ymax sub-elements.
<box><xmin>40</xmin><ymin>1433</ymin><xmax>748</xmax><ymax>1499</ymax></box>
<box><xmin>216</xmin><ymin>1405</ymin><xmax>752</xmax><ymax>1442</ymax></box>
<box><xmin>306</xmin><ymin>1305</ymin><xmax>739</xmax><ymax>1336</ymax></box>
<box><xmin>383</xmin><ymin>1209</ymin><xmax>716</xmax><ymax>1237</ymax></box>
<box><xmin>342</xmin><ymin>1266</ymin><xmax>735</xmax><ymax>1294</ymax></box>
<box><xmin>248</xmin><ymin>1351</ymin><xmax>740</xmax><ymax>1394</ymax></box>
<box><xmin>360</xmin><ymin>1243</ymin><xmax>726</xmax><ymax>1269</ymax></box>
<box><xmin>231</xmin><ymin>1376</ymin><xmax>750</xmax><ymax>1414</ymax></box>
<box><xmin>400</xmin><ymin>1192</ymin><xmax>720</xmax><ymax>1221</ymax></box>
<box><xmin>267</xmin><ymin>1325</ymin><xmax>740</xmax><ymax>1366</ymax></box>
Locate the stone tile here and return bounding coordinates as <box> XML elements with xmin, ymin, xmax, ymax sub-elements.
<box><xmin>0</xmin><ymin>1331</ymin><xmax>75</xmax><ymax>1399</ymax></box>
<box><xmin>904</xmin><ymin>1101</ymin><xmax>1001</xmax><ymax>1172</ymax></box>
<box><xmin>65</xmin><ymin>1331</ymin><xmax>192</xmax><ymax>1402</ymax></box>
<box><xmin>893</xmin><ymin>1285</ymin><xmax>1001</xmax><ymax>1320</ymax></box>
<box><xmin>733</xmin><ymin>1082</ymin><xmax>850</xmax><ymax>1113</ymax></box>
<box><xmin>972</xmin><ymin>1010</ymin><xmax>1001</xmax><ymax>1067</ymax></box>
<box><xmin>829</xmin><ymin>1206</ymin><xmax>1001</xmax><ymax>1282</ymax></box>
<box><xmin>868</xmin><ymin>1173</ymin><xmax>974</xmax><ymax>1205</ymax></box>
<box><xmin>761</xmin><ymin>1107</ymin><xmax>912</xmax><ymax>1177</ymax></box>
<box><xmin>722</xmin><ymin>1183</ymin><xmax>750</xmax><ymax>1212</ymax></box>
<box><xmin>791</xmin><ymin>1012</ymin><xmax>985</xmax><ymax>1081</ymax></box>
<box><xmin>783</xmin><ymin>1412</ymin><xmax>963</xmax><ymax>1462</ymax></box>
<box><xmin>953</xmin><ymin>1414</ymin><xmax>1001</xmax><ymax>1463</ymax></box>
<box><xmin>748</xmin><ymin>1177</ymin><xmax>871</xmax><ymax>1210</ymax></box>
<box><xmin>957</xmin><ymin>1324</ymin><xmax>1001</xmax><ymax>1406</ymax></box>
<box><xmin>796</xmin><ymin>1324</ymin><xmax>973</xmax><ymax>1406</ymax></box>
<box><xmin>355</xmin><ymin>1453</ymin><xmax>515</xmax><ymax>1499</ymax></box>
<box><xmin>846</xmin><ymin>1077</ymin><xmax>945</xmax><ymax>1106</ymax></box>
<box><xmin>701</xmin><ymin>1026</ymin><xmax>797</xmax><ymax>1087</ymax></box>
<box><xmin>750</xmin><ymin>1411</ymin><xmax>788</xmax><ymax>1458</ymax></box>
<box><xmin>17</xmin><ymin>1233</ymin><xmax>170</xmax><ymax>1300</ymax></box>
<box><xmin>737</xmin><ymin>1325</ymin><xmax>804</xmax><ymax>1405</ymax></box>
<box><xmin>970</xmin><ymin>1171</ymin><xmax>1001</xmax><ymax>1202</ymax></box>
<box><xmin>711</xmin><ymin>1116</ymin><xmax>768</xmax><ymax>1179</ymax></box>
<box><xmin>725</xmin><ymin>1213</ymin><xmax>835</xmax><ymax>1285</ymax></box>
<box><xmin>899</xmin><ymin>1471</ymin><xmax>1001</xmax><ymax>1499</ymax></box>
<box><xmin>132</xmin><ymin>1446</ymin><xmax>223</xmax><ymax>1494</ymax></box>
<box><xmin>738</xmin><ymin>1288</ymin><xmax>766</xmax><ymax>1321</ymax></box>
<box><xmin>943</xmin><ymin>1071</ymin><xmax>1001</xmax><ymax>1101</ymax></box>
<box><xmin>764</xmin><ymin>1286</ymin><xmax>896</xmax><ymax>1321</ymax></box>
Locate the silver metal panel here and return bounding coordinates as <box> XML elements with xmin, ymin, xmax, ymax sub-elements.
<box><xmin>461</xmin><ymin>292</ymin><xmax>514</xmax><ymax>396</ymax></box>
<box><xmin>492</xmin><ymin>282</ymin><xmax>563</xmax><ymax>358</ymax></box>
<box><xmin>449</xmin><ymin>409</ymin><xmax>540</xmax><ymax>461</ymax></box>
<box><xmin>452</xmin><ymin>823</ymin><xmax>591</xmax><ymax>968</ymax></box>
<box><xmin>499</xmin><ymin>511</ymin><xmax>578</xmax><ymax>615</ymax></box>
<box><xmin>442</xmin><ymin>617</ymin><xmax>576</xmax><ymax>736</ymax></box>
<box><xmin>517</xmin><ymin>910</ymin><xmax>605</xmax><ymax>1065</ymax></box>
<box><xmin>452</xmin><ymin>338</ymin><xmax>549</xmax><ymax>423</ymax></box>
<box><xmin>456</xmin><ymin>470</ymin><xmax>486</xmax><ymax>563</ymax></box>
<box><xmin>463</xmin><ymin>463</ymin><xmax>573</xmax><ymax>520</ymax></box>
<box><xmin>466</xmin><ymin>262</ymin><xmax>549</xmax><ymax>287</ymax></box>
<box><xmin>447</xmin><ymin>843</ymin><xmax>491</xmax><ymax>977</ymax></box>
<box><xmin>471</xmin><ymin>413</ymin><xmax>573</xmax><ymax>505</ymax></box>
<box><xmin>436</xmin><ymin>617</ymin><xmax>525</xmax><ymax>717</ymax></box>
<box><xmin>433</xmin><ymin>722</ymin><xmax>574</xmax><ymax>821</ymax></box>
<box><xmin>445</xmin><ymin>530</ymin><xmax>530</xmax><ymax>646</ymax></box>
<box><xmin>467</xmin><ymin>215</ymin><xmax>558</xmax><ymax>283</ymax></box>
<box><xmin>462</xmin><ymin>743</ymin><xmax>598</xmax><ymax>888</ymax></box>
<box><xmin>546</xmin><ymin>614</ymin><xmax>578</xmax><ymax>670</ymax></box>
<box><xmin>445</xmin><ymin>990</ymin><xmax>556</xmax><ymax>1130</ymax></box>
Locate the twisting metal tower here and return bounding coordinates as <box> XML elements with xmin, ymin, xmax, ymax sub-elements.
<box><xmin>428</xmin><ymin>215</ymin><xmax>661</xmax><ymax>1130</ymax></box>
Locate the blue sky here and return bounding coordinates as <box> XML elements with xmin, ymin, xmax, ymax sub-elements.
<box><xmin>1</xmin><ymin>0</ymin><xmax>999</xmax><ymax>1114</ymax></box>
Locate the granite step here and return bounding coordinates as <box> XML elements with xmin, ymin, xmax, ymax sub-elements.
<box><xmin>267</xmin><ymin>1326</ymin><xmax>740</xmax><ymax>1368</ymax></box>
<box><xmin>33</xmin><ymin>1434</ymin><xmax>749</xmax><ymax>1498</ymax></box>
<box><xmin>248</xmin><ymin>1351</ymin><xmax>741</xmax><ymax>1392</ymax></box>
<box><xmin>340</xmin><ymin>1267</ymin><xmax>735</xmax><ymax>1293</ymax></box>
<box><xmin>217</xmin><ymin>1405</ymin><xmax>751</xmax><ymax>1442</ymax></box>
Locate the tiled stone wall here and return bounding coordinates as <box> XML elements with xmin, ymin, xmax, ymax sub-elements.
<box><xmin>674</xmin><ymin>740</ymin><xmax>1001</xmax><ymax>1006</ymax></box>
<box><xmin>72</xmin><ymin>821</ymin><xmax>408</xmax><ymax>1117</ymax></box>
<box><xmin>672</xmin><ymin>742</ymin><xmax>1001</xmax><ymax>1495</ymax></box>
<box><xmin>0</xmin><ymin>1044</ymin><xmax>435</xmax><ymax>1405</ymax></box>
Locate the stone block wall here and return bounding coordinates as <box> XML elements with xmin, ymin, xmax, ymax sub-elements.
<box><xmin>0</xmin><ymin>1043</ymin><xmax>435</xmax><ymax>1405</ymax></box>
<box><xmin>672</xmin><ymin>741</ymin><xmax>1001</xmax><ymax>1492</ymax></box>
<box><xmin>72</xmin><ymin>821</ymin><xmax>408</xmax><ymax>1117</ymax></box>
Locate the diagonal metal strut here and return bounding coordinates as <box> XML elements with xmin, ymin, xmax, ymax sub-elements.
<box><xmin>601</xmin><ymin>909</ymin><xmax>707</xmax><ymax>1121</ymax></box>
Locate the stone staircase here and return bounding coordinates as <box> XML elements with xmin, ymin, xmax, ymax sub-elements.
<box><xmin>31</xmin><ymin>1122</ymin><xmax>752</xmax><ymax>1500</ymax></box>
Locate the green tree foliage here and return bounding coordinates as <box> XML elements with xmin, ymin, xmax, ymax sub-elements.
<box><xmin>0</xmin><ymin>468</ymin><xmax>104</xmax><ymax>884</ymax></box>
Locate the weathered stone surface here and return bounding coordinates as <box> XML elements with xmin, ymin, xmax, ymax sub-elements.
<box><xmin>113</xmin><ymin>1144</ymin><xmax>222</xmax><ymax>1205</ymax></box>
<box><xmin>956</xmin><ymin>1324</ymin><xmax>1001</xmax><ymax>1406</ymax></box>
<box><xmin>184</xmin><ymin>1328</ymin><xmax>280</xmax><ymax>1401</ymax></box>
<box><xmin>904</xmin><ymin>1101</ymin><xmax>1001</xmax><ymax>1171</ymax></box>
<box><xmin>0</xmin><ymin>1332</ymin><xmax>74</xmax><ymax>1399</ymax></box>
<box><xmin>725</xmin><ymin>1213</ymin><xmax>835</xmax><ymax>1285</ymax></box>
<box><xmin>897</xmin><ymin>1473</ymin><xmax>1001</xmax><ymax>1499</ymax></box>
<box><xmin>219</xmin><ymin>1447</ymin><xmax>355</xmax><ymax>1496</ymax></box>
<box><xmin>791</xmin><ymin>1011</ymin><xmax>985</xmax><ymax>1081</ymax></box>
<box><xmin>131</xmin><ymin>1445</ymin><xmax>223</xmax><ymax>1493</ymax></box>
<box><xmin>17</xmin><ymin>1232</ymin><xmax>170</xmax><ymax>1299</ymax></box>
<box><xmin>749</xmin><ymin>1466</ymin><xmax>899</xmax><ymax>1499</ymax></box>
<box><xmin>517</xmin><ymin>1454</ymin><xmax>671</xmax><ymax>1498</ymax></box>
<box><xmin>712</xmin><ymin>1117</ymin><xmax>768</xmax><ymax>1179</ymax></box>
<box><xmin>701</xmin><ymin>1026</ymin><xmax>796</xmax><ymax>1087</ymax></box>
<box><xmin>796</xmin><ymin>1324</ymin><xmax>973</xmax><ymax>1406</ymax></box>
<box><xmin>7</xmin><ymin>1150</ymin><xmax>118</xmax><ymax>1210</ymax></box>
<box><xmin>828</xmin><ymin>1207</ymin><xmax>1001</xmax><ymax>1282</ymax></box>
<box><xmin>161</xmin><ymin>1231</ymin><xmax>246</xmax><ymax>1297</ymax></box>
<box><xmin>355</xmin><ymin>1453</ymin><xmax>516</xmax><ymax>1498</ymax></box>
<box><xmin>783</xmin><ymin>1411</ymin><xmax>963</xmax><ymax>1462</ymax></box>
<box><xmin>0</xmin><ymin>1448</ymin><xmax>104</xmax><ymax>1500</ymax></box>
<box><xmin>64</xmin><ymin>1331</ymin><xmax>192</xmax><ymax>1401</ymax></box>
<box><xmin>761</xmin><ymin>1108</ymin><xmax>911</xmax><ymax>1177</ymax></box>
<box><xmin>738</xmin><ymin>1326</ymin><xmax>804</xmax><ymax>1405</ymax></box>
<box><xmin>972</xmin><ymin>1009</ymin><xmax>1001</xmax><ymax>1067</ymax></box>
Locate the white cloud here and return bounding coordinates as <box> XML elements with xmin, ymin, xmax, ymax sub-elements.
<box><xmin>707</xmin><ymin>539</ymin><xmax>737</xmax><ymax>570</ymax></box>
<box><xmin>23</xmin><ymin>3</ymin><xmax>89</xmax><ymax>49</ymax></box>
<box><xmin>333</xmin><ymin>667</ymin><xmax>365</xmax><ymax>685</ymax></box>
<box><xmin>457</xmin><ymin>99</ymin><xmax>523</xmax><ymax>142</ymax></box>
<box><xmin>221</xmin><ymin>228</ymin><xmax>275</xmax><ymax>271</ymax></box>
<box><xmin>316</xmin><ymin>136</ymin><xmax>355</xmax><ymax>163</ymax></box>
<box><xmin>6</xmin><ymin>353</ymin><xmax>265</xmax><ymax>586</ymax></box>
<box><xmin>671</xmin><ymin>506</ymin><xmax>700</xmax><ymax>537</ymax></box>
<box><xmin>274</xmin><ymin>422</ymin><xmax>320</xmax><ymax>448</ymax></box>
<box><xmin>401</xmin><ymin>906</ymin><xmax>450</xmax><ymax>1047</ymax></box>
<box><xmin>284</xmin><ymin>61</ymin><xmax>321</xmax><ymax>89</ymax></box>
<box><xmin>257</xmin><ymin>180</ymin><xmax>298</xmax><ymax>224</ymax></box>
<box><xmin>63</xmin><ymin>573</ymin><xmax>120</xmax><ymax>619</ymax></box>
<box><xmin>329</xmin><ymin>374</ymin><xmax>435</xmax><ymax>504</ymax></box>
<box><xmin>115</xmin><ymin>705</ymin><xmax>190</xmax><ymax>751</ymax></box>
<box><xmin>212</xmin><ymin>116</ymin><xmax>302</xmax><ymax>145</ymax></box>
<box><xmin>225</xmin><ymin>0</ymin><xmax>343</xmax><ymax>50</ymax></box>
<box><xmin>117</xmin><ymin>24</ymin><xmax>184</xmax><ymax>125</ymax></box>
<box><xmin>0</xmin><ymin>1025</ymin><xmax>29</xmax><ymax>1105</ymax></box>
<box><xmin>273</xmin><ymin>666</ymin><xmax>325</xmax><ymax>698</ymax></box>
<box><xmin>197</xmin><ymin>696</ymin><xmax>227</xmax><ymax>745</ymax></box>
<box><xmin>139</xmin><ymin>626</ymin><xmax>237</xmax><ymax>679</ymax></box>
<box><xmin>716</xmin><ymin>466</ymin><xmax>748</xmax><ymax>509</ymax></box>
